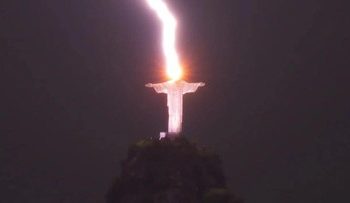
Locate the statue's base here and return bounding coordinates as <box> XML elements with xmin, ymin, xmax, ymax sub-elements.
<box><xmin>159</xmin><ymin>132</ymin><xmax>181</xmax><ymax>140</ymax></box>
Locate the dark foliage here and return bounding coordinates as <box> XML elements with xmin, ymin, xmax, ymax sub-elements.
<box><xmin>106</xmin><ymin>136</ymin><xmax>243</xmax><ymax>203</ymax></box>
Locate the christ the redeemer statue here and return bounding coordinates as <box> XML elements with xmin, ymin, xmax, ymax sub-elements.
<box><xmin>146</xmin><ymin>80</ymin><xmax>205</xmax><ymax>135</ymax></box>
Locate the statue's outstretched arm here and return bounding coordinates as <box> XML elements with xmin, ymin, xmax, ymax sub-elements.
<box><xmin>145</xmin><ymin>83</ymin><xmax>154</xmax><ymax>88</ymax></box>
<box><xmin>145</xmin><ymin>83</ymin><xmax>168</xmax><ymax>94</ymax></box>
<box><xmin>183</xmin><ymin>82</ymin><xmax>205</xmax><ymax>94</ymax></box>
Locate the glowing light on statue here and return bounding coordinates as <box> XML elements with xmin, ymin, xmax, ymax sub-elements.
<box><xmin>145</xmin><ymin>0</ymin><xmax>205</xmax><ymax>137</ymax></box>
<box><xmin>145</xmin><ymin>0</ymin><xmax>182</xmax><ymax>81</ymax></box>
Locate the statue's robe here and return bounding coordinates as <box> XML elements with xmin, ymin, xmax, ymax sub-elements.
<box><xmin>148</xmin><ymin>80</ymin><xmax>203</xmax><ymax>134</ymax></box>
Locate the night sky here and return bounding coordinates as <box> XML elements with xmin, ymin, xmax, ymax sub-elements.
<box><xmin>1</xmin><ymin>0</ymin><xmax>349</xmax><ymax>202</ymax></box>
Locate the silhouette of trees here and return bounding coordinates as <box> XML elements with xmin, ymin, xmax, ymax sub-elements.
<box><xmin>106</xmin><ymin>137</ymin><xmax>243</xmax><ymax>203</ymax></box>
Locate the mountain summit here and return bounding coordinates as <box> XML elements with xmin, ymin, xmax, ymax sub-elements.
<box><xmin>106</xmin><ymin>137</ymin><xmax>242</xmax><ymax>203</ymax></box>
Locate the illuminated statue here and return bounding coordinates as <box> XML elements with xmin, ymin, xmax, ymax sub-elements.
<box><xmin>144</xmin><ymin>0</ymin><xmax>205</xmax><ymax>137</ymax></box>
<box><xmin>146</xmin><ymin>81</ymin><xmax>205</xmax><ymax>135</ymax></box>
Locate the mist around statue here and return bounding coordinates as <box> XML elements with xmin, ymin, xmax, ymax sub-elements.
<box><xmin>105</xmin><ymin>1</ymin><xmax>243</xmax><ymax>202</ymax></box>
